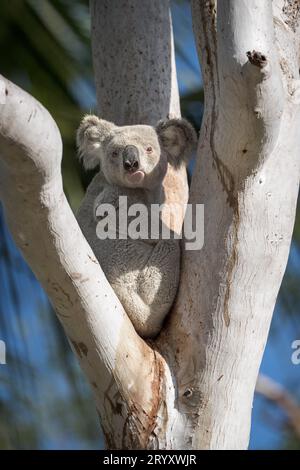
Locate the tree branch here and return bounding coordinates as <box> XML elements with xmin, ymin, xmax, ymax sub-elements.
<box><xmin>217</xmin><ymin>0</ymin><xmax>284</xmax><ymax>173</ymax></box>
<box><xmin>256</xmin><ymin>374</ymin><xmax>300</xmax><ymax>438</ymax></box>
<box><xmin>0</xmin><ymin>75</ymin><xmax>158</xmax><ymax>448</ymax></box>
<box><xmin>91</xmin><ymin>0</ymin><xmax>180</xmax><ymax>125</ymax></box>
<box><xmin>2</xmin><ymin>0</ymin><xmax>299</xmax><ymax>451</ymax></box>
<box><xmin>157</xmin><ymin>0</ymin><xmax>300</xmax><ymax>449</ymax></box>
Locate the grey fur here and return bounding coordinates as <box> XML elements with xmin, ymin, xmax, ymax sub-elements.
<box><xmin>76</xmin><ymin>115</ymin><xmax>196</xmax><ymax>337</ymax></box>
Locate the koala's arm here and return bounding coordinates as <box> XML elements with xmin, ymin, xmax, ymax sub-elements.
<box><xmin>111</xmin><ymin>239</ymin><xmax>180</xmax><ymax>338</ymax></box>
<box><xmin>77</xmin><ymin>185</ymin><xmax>180</xmax><ymax>337</ymax></box>
<box><xmin>77</xmin><ymin>171</ymin><xmax>120</xmax><ymax>224</ymax></box>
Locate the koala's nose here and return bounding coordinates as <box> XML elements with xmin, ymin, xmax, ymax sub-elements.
<box><xmin>122</xmin><ymin>145</ymin><xmax>139</xmax><ymax>171</ymax></box>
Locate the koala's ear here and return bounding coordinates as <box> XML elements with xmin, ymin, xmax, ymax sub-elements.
<box><xmin>76</xmin><ymin>114</ymin><xmax>116</xmax><ymax>170</ymax></box>
<box><xmin>156</xmin><ymin>118</ymin><xmax>197</xmax><ymax>168</ymax></box>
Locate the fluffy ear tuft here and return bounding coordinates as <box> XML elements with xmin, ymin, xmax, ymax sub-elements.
<box><xmin>156</xmin><ymin>118</ymin><xmax>197</xmax><ymax>168</ymax></box>
<box><xmin>76</xmin><ymin>115</ymin><xmax>116</xmax><ymax>170</ymax></box>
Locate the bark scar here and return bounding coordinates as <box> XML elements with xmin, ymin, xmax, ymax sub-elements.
<box><xmin>246</xmin><ymin>50</ymin><xmax>267</xmax><ymax>69</ymax></box>
<box><xmin>70</xmin><ymin>340</ymin><xmax>88</xmax><ymax>358</ymax></box>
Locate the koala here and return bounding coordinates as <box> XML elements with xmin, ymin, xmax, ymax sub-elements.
<box><xmin>76</xmin><ymin>114</ymin><xmax>196</xmax><ymax>338</ymax></box>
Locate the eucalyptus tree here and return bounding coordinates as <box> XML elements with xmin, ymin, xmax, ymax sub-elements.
<box><xmin>0</xmin><ymin>0</ymin><xmax>299</xmax><ymax>449</ymax></box>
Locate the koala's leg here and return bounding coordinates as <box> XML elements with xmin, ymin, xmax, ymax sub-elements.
<box><xmin>115</xmin><ymin>240</ymin><xmax>180</xmax><ymax>338</ymax></box>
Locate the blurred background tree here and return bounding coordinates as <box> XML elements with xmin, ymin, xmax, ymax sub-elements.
<box><xmin>0</xmin><ymin>0</ymin><xmax>299</xmax><ymax>449</ymax></box>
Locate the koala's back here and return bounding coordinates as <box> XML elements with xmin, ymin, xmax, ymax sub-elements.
<box><xmin>77</xmin><ymin>173</ymin><xmax>180</xmax><ymax>337</ymax></box>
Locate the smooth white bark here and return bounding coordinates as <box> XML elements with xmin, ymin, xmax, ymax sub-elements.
<box><xmin>0</xmin><ymin>76</ymin><xmax>159</xmax><ymax>448</ymax></box>
<box><xmin>0</xmin><ymin>0</ymin><xmax>299</xmax><ymax>450</ymax></box>
<box><xmin>159</xmin><ymin>0</ymin><xmax>300</xmax><ymax>449</ymax></box>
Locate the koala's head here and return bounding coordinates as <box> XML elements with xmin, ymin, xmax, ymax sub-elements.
<box><xmin>76</xmin><ymin>115</ymin><xmax>197</xmax><ymax>189</ymax></box>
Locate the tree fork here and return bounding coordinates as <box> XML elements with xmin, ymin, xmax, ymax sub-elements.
<box><xmin>0</xmin><ymin>0</ymin><xmax>299</xmax><ymax>450</ymax></box>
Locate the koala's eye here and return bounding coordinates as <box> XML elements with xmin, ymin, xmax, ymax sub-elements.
<box><xmin>146</xmin><ymin>146</ymin><xmax>153</xmax><ymax>153</ymax></box>
<box><xmin>112</xmin><ymin>150</ymin><xmax>118</xmax><ymax>157</ymax></box>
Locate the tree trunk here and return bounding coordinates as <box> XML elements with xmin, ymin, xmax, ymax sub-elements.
<box><xmin>90</xmin><ymin>0</ymin><xmax>188</xmax><ymax>234</ymax></box>
<box><xmin>0</xmin><ymin>0</ymin><xmax>299</xmax><ymax>450</ymax></box>
<box><xmin>158</xmin><ymin>0</ymin><xmax>300</xmax><ymax>449</ymax></box>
